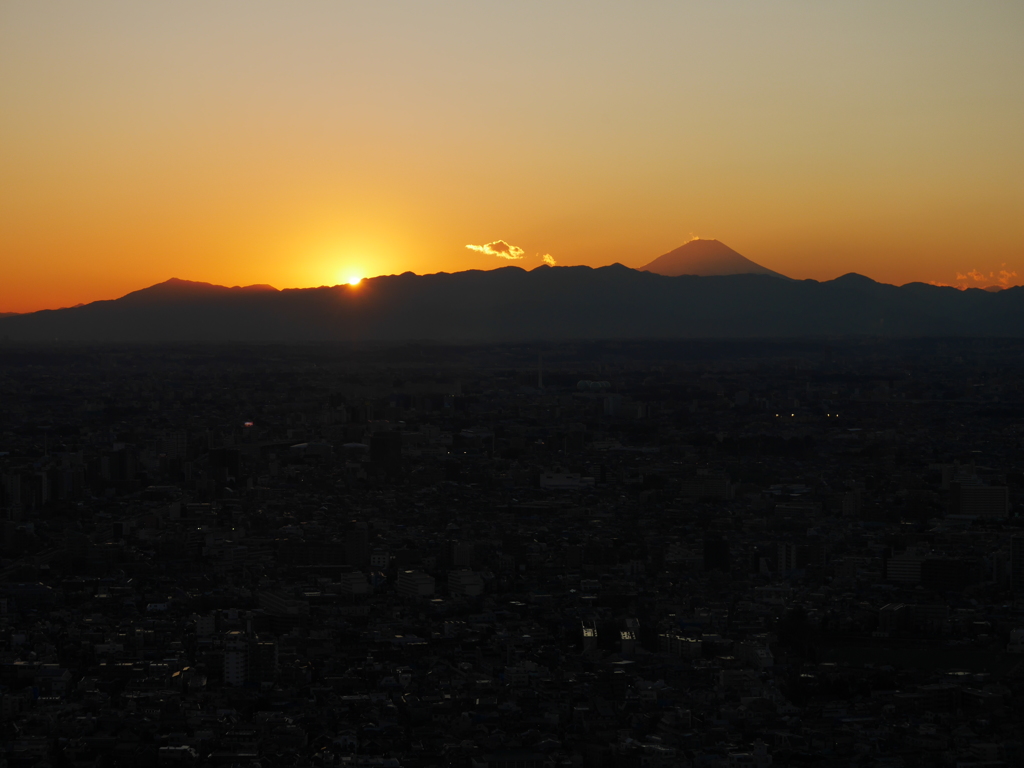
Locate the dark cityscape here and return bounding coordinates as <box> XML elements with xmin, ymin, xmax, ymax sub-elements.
<box><xmin>1</xmin><ymin>339</ymin><xmax>1023</xmax><ymax>767</ymax></box>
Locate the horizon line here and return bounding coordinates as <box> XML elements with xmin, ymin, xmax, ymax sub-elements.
<box><xmin>3</xmin><ymin>266</ymin><xmax>1018</xmax><ymax>316</ymax></box>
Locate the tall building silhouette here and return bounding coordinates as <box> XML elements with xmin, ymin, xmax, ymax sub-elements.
<box><xmin>1012</xmin><ymin>536</ymin><xmax>1024</xmax><ymax>596</ymax></box>
<box><xmin>704</xmin><ymin>536</ymin><xmax>730</xmax><ymax>572</ymax></box>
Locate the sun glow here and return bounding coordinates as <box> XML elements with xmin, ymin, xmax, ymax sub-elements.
<box><xmin>347</xmin><ymin>276</ymin><xmax>363</xmax><ymax>286</ymax></box>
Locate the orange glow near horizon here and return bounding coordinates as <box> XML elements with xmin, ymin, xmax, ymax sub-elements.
<box><xmin>2</xmin><ymin>2</ymin><xmax>1023</xmax><ymax>313</ymax></box>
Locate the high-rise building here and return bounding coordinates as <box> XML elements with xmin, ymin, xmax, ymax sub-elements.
<box><xmin>448</xmin><ymin>569</ymin><xmax>484</xmax><ymax>597</ymax></box>
<box><xmin>338</xmin><ymin>571</ymin><xmax>370</xmax><ymax>596</ymax></box>
<box><xmin>345</xmin><ymin>521</ymin><xmax>369</xmax><ymax>567</ymax></box>
<box><xmin>778</xmin><ymin>543</ymin><xmax>798</xmax><ymax>575</ymax></box>
<box><xmin>159</xmin><ymin>430</ymin><xmax>188</xmax><ymax>460</ymax></box>
<box><xmin>195</xmin><ymin>614</ymin><xmax>216</xmax><ymax>637</ymax></box>
<box><xmin>582</xmin><ymin>621</ymin><xmax>598</xmax><ymax>652</ymax></box>
<box><xmin>397</xmin><ymin>570</ymin><xmax>435</xmax><ymax>598</ymax></box>
<box><xmin>703</xmin><ymin>536</ymin><xmax>730</xmax><ymax>572</ymax></box>
<box><xmin>222</xmin><ymin>631</ymin><xmax>277</xmax><ymax>687</ymax></box>
<box><xmin>250</xmin><ymin>639</ymin><xmax>279</xmax><ymax>685</ymax></box>
<box><xmin>223</xmin><ymin>632</ymin><xmax>248</xmax><ymax>687</ymax></box>
<box><xmin>259</xmin><ymin>591</ymin><xmax>309</xmax><ymax>631</ymax></box>
<box><xmin>452</xmin><ymin>541</ymin><xmax>475</xmax><ymax>568</ymax></box>
<box><xmin>1</xmin><ymin>473</ymin><xmax>22</xmax><ymax>520</ymax></box>
<box><xmin>950</xmin><ymin>482</ymin><xmax>1009</xmax><ymax>518</ymax></box>
<box><xmin>681</xmin><ymin>471</ymin><xmax>732</xmax><ymax>500</ymax></box>
<box><xmin>370</xmin><ymin>431</ymin><xmax>402</xmax><ymax>472</ymax></box>
<box><xmin>1012</xmin><ymin>536</ymin><xmax>1024</xmax><ymax>596</ymax></box>
<box><xmin>884</xmin><ymin>548</ymin><xmax>926</xmax><ymax>584</ymax></box>
<box><xmin>921</xmin><ymin>557</ymin><xmax>980</xmax><ymax>591</ymax></box>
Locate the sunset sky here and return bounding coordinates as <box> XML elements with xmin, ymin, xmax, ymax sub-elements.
<box><xmin>2</xmin><ymin>2</ymin><xmax>1023</xmax><ymax>313</ymax></box>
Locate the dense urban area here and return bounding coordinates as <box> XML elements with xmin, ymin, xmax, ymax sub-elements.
<box><xmin>2</xmin><ymin>339</ymin><xmax>1024</xmax><ymax>768</ymax></box>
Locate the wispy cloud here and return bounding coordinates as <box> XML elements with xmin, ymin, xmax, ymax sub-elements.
<box><xmin>940</xmin><ymin>264</ymin><xmax>1019</xmax><ymax>290</ymax></box>
<box><xmin>955</xmin><ymin>269</ymin><xmax>987</xmax><ymax>283</ymax></box>
<box><xmin>541</xmin><ymin>253</ymin><xmax>556</xmax><ymax>266</ymax></box>
<box><xmin>466</xmin><ymin>240</ymin><xmax>524</xmax><ymax>260</ymax></box>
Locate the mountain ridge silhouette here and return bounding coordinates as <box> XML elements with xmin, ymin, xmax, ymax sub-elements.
<box><xmin>1</xmin><ymin>265</ymin><xmax>1021</xmax><ymax>342</ymax></box>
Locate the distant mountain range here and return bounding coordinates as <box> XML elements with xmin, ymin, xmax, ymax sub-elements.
<box><xmin>640</xmin><ymin>238</ymin><xmax>789</xmax><ymax>279</ymax></box>
<box><xmin>2</xmin><ymin>264</ymin><xmax>1023</xmax><ymax>342</ymax></box>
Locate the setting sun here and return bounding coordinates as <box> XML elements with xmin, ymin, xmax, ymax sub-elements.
<box><xmin>347</xmin><ymin>276</ymin><xmax>363</xmax><ymax>286</ymax></box>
